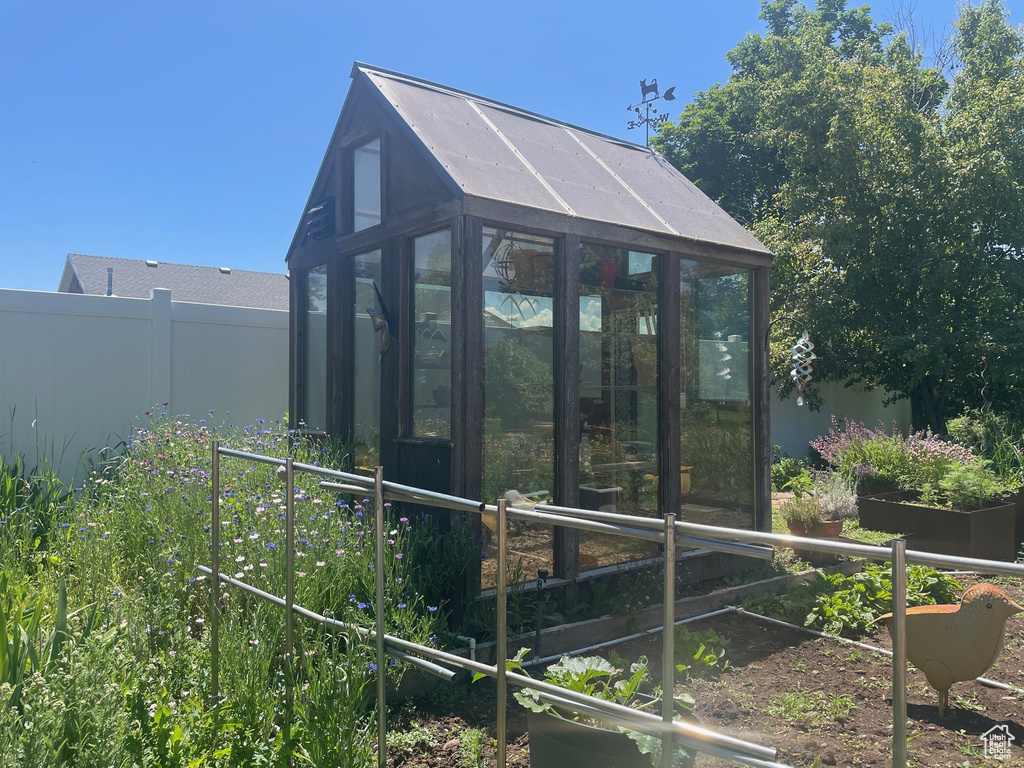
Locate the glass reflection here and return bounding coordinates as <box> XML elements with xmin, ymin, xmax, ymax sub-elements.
<box><xmin>353</xmin><ymin>138</ymin><xmax>381</xmax><ymax>232</ymax></box>
<box><xmin>353</xmin><ymin>250</ymin><xmax>382</xmax><ymax>470</ymax></box>
<box><xmin>680</xmin><ymin>261</ymin><xmax>754</xmax><ymax>529</ymax></box>
<box><xmin>480</xmin><ymin>227</ymin><xmax>555</xmax><ymax>587</ymax></box>
<box><xmin>412</xmin><ymin>229</ymin><xmax>452</xmax><ymax>439</ymax></box>
<box><xmin>304</xmin><ymin>265</ymin><xmax>328</xmax><ymax>431</ymax></box>
<box><xmin>578</xmin><ymin>244</ymin><xmax>659</xmax><ymax>570</ymax></box>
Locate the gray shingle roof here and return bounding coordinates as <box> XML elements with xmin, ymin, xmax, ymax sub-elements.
<box><xmin>358</xmin><ymin>64</ymin><xmax>769</xmax><ymax>256</ymax></box>
<box><xmin>59</xmin><ymin>254</ymin><xmax>288</xmax><ymax>310</ymax></box>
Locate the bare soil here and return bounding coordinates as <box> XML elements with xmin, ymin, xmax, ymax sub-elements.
<box><xmin>391</xmin><ymin>575</ymin><xmax>1024</xmax><ymax>767</ymax></box>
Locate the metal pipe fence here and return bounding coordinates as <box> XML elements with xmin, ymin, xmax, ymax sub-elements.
<box><xmin>203</xmin><ymin>444</ymin><xmax>1024</xmax><ymax>768</ymax></box>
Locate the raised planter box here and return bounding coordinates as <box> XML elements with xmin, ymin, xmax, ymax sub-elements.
<box><xmin>579</xmin><ymin>483</ymin><xmax>622</xmax><ymax>513</ymax></box>
<box><xmin>1006</xmin><ymin>488</ymin><xmax>1024</xmax><ymax>548</ymax></box>
<box><xmin>858</xmin><ymin>491</ymin><xmax>1017</xmax><ymax>562</ymax></box>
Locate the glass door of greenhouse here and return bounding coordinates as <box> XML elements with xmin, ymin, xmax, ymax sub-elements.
<box><xmin>351</xmin><ymin>249</ymin><xmax>383</xmax><ymax>472</ymax></box>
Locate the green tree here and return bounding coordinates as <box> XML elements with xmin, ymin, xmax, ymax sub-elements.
<box><xmin>655</xmin><ymin>0</ymin><xmax>1024</xmax><ymax>432</ymax></box>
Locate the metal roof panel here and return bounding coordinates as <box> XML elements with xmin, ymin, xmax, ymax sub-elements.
<box><xmin>357</xmin><ymin>65</ymin><xmax>769</xmax><ymax>255</ymax></box>
<box><xmin>370</xmin><ymin>74</ymin><xmax>564</xmax><ymax>213</ymax></box>
<box><xmin>478</xmin><ymin>105</ymin><xmax>674</xmax><ymax>234</ymax></box>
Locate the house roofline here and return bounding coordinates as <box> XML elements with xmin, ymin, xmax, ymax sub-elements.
<box><xmin>58</xmin><ymin>255</ymin><xmax>82</xmax><ymax>293</ymax></box>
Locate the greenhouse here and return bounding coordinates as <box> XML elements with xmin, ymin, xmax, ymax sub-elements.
<box><xmin>286</xmin><ymin>63</ymin><xmax>772</xmax><ymax>590</ymax></box>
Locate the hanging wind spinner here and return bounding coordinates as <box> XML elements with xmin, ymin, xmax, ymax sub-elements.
<box><xmin>790</xmin><ymin>331</ymin><xmax>816</xmax><ymax>406</ymax></box>
<box><xmin>715</xmin><ymin>332</ymin><xmax>732</xmax><ymax>380</ymax></box>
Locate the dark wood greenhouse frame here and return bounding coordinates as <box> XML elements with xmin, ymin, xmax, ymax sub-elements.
<box><xmin>286</xmin><ymin>63</ymin><xmax>773</xmax><ymax>592</ymax></box>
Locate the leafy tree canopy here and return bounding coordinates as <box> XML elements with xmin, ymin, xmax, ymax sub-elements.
<box><xmin>654</xmin><ymin>0</ymin><xmax>1024</xmax><ymax>432</ymax></box>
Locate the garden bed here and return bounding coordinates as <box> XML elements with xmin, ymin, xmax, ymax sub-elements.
<box><xmin>859</xmin><ymin>491</ymin><xmax>1018</xmax><ymax>562</ymax></box>
<box><xmin>392</xmin><ymin>575</ymin><xmax>1023</xmax><ymax>767</ymax></box>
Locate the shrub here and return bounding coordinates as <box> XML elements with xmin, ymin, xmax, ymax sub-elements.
<box><xmin>770</xmin><ymin>447</ymin><xmax>812</xmax><ymax>492</ymax></box>
<box><xmin>947</xmin><ymin>409</ymin><xmax>1024</xmax><ymax>489</ymax></box>
<box><xmin>812</xmin><ymin>417</ymin><xmax>976</xmax><ymax>491</ymax></box>
<box><xmin>920</xmin><ymin>459</ymin><xmax>1009</xmax><ymax>511</ymax></box>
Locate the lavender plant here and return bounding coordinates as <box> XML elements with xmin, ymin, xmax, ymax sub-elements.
<box><xmin>811</xmin><ymin>416</ymin><xmax>1009</xmax><ymax>510</ymax></box>
<box><xmin>811</xmin><ymin>416</ymin><xmax>976</xmax><ymax>491</ymax></box>
<box><xmin>812</xmin><ymin>470</ymin><xmax>858</xmax><ymax>522</ymax></box>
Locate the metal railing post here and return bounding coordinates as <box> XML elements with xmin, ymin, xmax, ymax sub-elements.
<box><xmin>375</xmin><ymin>466</ymin><xmax>387</xmax><ymax>768</ymax></box>
<box><xmin>210</xmin><ymin>440</ymin><xmax>220</xmax><ymax>703</ymax></box>
<box><xmin>285</xmin><ymin>456</ymin><xmax>295</xmax><ymax>765</ymax></box>
<box><xmin>662</xmin><ymin>513</ymin><xmax>676</xmax><ymax>768</ymax></box>
<box><xmin>496</xmin><ymin>498</ymin><xmax>508</xmax><ymax>768</ymax></box>
<box><xmin>891</xmin><ymin>539</ymin><xmax>907</xmax><ymax>768</ymax></box>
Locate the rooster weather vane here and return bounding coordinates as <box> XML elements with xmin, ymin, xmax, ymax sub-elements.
<box><xmin>627</xmin><ymin>78</ymin><xmax>676</xmax><ymax>146</ymax></box>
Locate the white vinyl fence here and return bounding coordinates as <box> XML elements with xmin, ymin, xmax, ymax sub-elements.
<box><xmin>0</xmin><ymin>287</ymin><xmax>288</xmax><ymax>484</ymax></box>
<box><xmin>1</xmin><ymin>285</ymin><xmax>908</xmax><ymax>484</ymax></box>
<box><xmin>771</xmin><ymin>379</ymin><xmax>911</xmax><ymax>459</ymax></box>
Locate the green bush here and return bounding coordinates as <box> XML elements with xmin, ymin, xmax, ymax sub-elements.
<box><xmin>947</xmin><ymin>409</ymin><xmax>1024</xmax><ymax>489</ymax></box>
<box><xmin>770</xmin><ymin>448</ymin><xmax>812</xmax><ymax>492</ymax></box>
<box><xmin>811</xmin><ymin>417</ymin><xmax>1012</xmax><ymax>507</ymax></box>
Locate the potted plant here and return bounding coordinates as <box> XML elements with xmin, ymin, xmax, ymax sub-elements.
<box><xmin>779</xmin><ymin>471</ymin><xmax>857</xmax><ymax>561</ymax></box>
<box><xmin>507</xmin><ymin>651</ymin><xmax>698</xmax><ymax>768</ymax></box>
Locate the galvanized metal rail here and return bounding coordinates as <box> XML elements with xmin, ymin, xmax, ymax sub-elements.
<box><xmin>206</xmin><ymin>443</ymin><xmax>1024</xmax><ymax>768</ymax></box>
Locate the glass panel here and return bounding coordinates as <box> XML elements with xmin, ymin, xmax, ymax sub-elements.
<box><xmin>353</xmin><ymin>138</ymin><xmax>381</xmax><ymax>232</ymax></box>
<box><xmin>353</xmin><ymin>250</ymin><xmax>382</xmax><ymax>470</ymax></box>
<box><xmin>680</xmin><ymin>261</ymin><xmax>754</xmax><ymax>529</ymax></box>
<box><xmin>480</xmin><ymin>227</ymin><xmax>556</xmax><ymax>587</ymax></box>
<box><xmin>412</xmin><ymin>229</ymin><xmax>452</xmax><ymax>439</ymax></box>
<box><xmin>578</xmin><ymin>245</ymin><xmax>659</xmax><ymax>570</ymax></box>
<box><xmin>304</xmin><ymin>265</ymin><xmax>328</xmax><ymax>431</ymax></box>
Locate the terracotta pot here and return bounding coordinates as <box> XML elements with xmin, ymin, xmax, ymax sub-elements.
<box><xmin>786</xmin><ymin>519</ymin><xmax>843</xmax><ymax>562</ymax></box>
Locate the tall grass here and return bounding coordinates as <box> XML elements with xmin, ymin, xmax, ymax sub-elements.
<box><xmin>0</xmin><ymin>413</ymin><xmax>439</xmax><ymax>766</ymax></box>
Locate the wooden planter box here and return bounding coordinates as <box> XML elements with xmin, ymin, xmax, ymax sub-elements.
<box><xmin>858</xmin><ymin>491</ymin><xmax>1017</xmax><ymax>562</ymax></box>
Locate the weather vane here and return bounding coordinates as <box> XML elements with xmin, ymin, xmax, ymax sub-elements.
<box><xmin>627</xmin><ymin>78</ymin><xmax>676</xmax><ymax>146</ymax></box>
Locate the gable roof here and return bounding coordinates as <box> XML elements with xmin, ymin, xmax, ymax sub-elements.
<box><xmin>58</xmin><ymin>254</ymin><xmax>289</xmax><ymax>311</ymax></box>
<box><xmin>354</xmin><ymin>63</ymin><xmax>769</xmax><ymax>256</ymax></box>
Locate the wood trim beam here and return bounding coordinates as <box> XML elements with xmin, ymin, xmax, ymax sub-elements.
<box><xmin>449</xmin><ymin>215</ymin><xmax>467</xmax><ymax>500</ymax></box>
<box><xmin>325</xmin><ymin>259</ymin><xmax>342</xmax><ymax>437</ymax></box>
<box><xmin>752</xmin><ymin>265</ymin><xmax>772</xmax><ymax>533</ymax></box>
<box><xmin>659</xmin><ymin>254</ymin><xmax>682</xmax><ymax>520</ymax></box>
<box><xmin>289</xmin><ymin>269</ymin><xmax>304</xmax><ymax>428</ymax></box>
<box><xmin>397</xmin><ymin>233</ymin><xmax>412</xmax><ymax>438</ymax></box>
<box><xmin>379</xmin><ymin>236</ymin><xmax>401</xmax><ymax>472</ymax></box>
<box><xmin>288</xmin><ymin>201</ymin><xmax>462</xmax><ymax>271</ymax></box>
<box><xmin>337</xmin><ymin>253</ymin><xmax>355</xmax><ymax>443</ymax></box>
<box><xmin>461</xmin><ymin>197</ymin><xmax>772</xmax><ymax>269</ymax></box>
<box><xmin>554</xmin><ymin>233</ymin><xmax>581</xmax><ymax>580</ymax></box>
<box><xmin>462</xmin><ymin>216</ymin><xmax>484</xmax><ymax>598</ymax></box>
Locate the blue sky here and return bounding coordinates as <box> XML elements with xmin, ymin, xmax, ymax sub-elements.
<box><xmin>2</xmin><ymin>0</ymin><xmax>1019</xmax><ymax>291</ymax></box>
